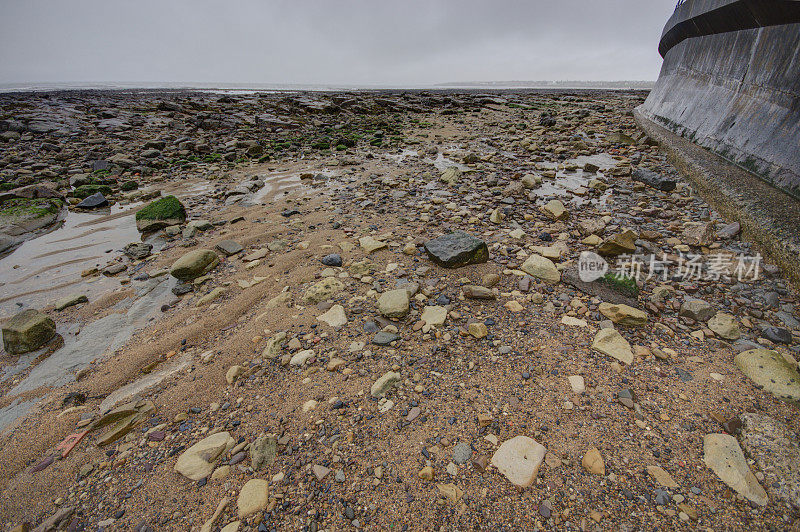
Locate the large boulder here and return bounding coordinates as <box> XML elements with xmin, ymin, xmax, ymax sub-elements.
<box><xmin>423</xmin><ymin>231</ymin><xmax>489</xmax><ymax>268</ymax></box>
<box><xmin>2</xmin><ymin>309</ymin><xmax>56</xmax><ymax>354</ymax></box>
<box><xmin>170</xmin><ymin>249</ymin><xmax>220</xmax><ymax>281</ymax></box>
<box><xmin>135</xmin><ymin>195</ymin><xmax>186</xmax><ymax>232</ymax></box>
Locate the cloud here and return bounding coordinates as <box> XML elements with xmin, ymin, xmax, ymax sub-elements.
<box><xmin>0</xmin><ymin>0</ymin><xmax>676</xmax><ymax>85</ymax></box>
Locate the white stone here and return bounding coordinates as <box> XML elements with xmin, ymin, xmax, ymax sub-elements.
<box><xmin>568</xmin><ymin>375</ymin><xmax>585</xmax><ymax>394</ymax></box>
<box><xmin>491</xmin><ymin>435</ymin><xmax>546</xmax><ymax>487</ymax></box>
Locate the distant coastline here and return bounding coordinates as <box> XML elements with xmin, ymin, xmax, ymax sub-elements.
<box><xmin>0</xmin><ymin>80</ymin><xmax>654</xmax><ymax>94</ymax></box>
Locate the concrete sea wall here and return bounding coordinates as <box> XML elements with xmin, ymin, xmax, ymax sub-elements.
<box><xmin>638</xmin><ymin>0</ymin><xmax>800</xmax><ymax>199</ymax></box>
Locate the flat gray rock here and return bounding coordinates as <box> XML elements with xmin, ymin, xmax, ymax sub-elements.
<box><xmin>215</xmin><ymin>240</ymin><xmax>243</xmax><ymax>256</ymax></box>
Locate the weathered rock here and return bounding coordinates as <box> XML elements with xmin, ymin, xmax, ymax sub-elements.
<box><xmin>568</xmin><ymin>375</ymin><xmax>585</xmax><ymax>394</ymax></box>
<box><xmin>437</xmin><ymin>483</ymin><xmax>464</xmax><ymax>504</ymax></box>
<box><xmin>452</xmin><ymin>442</ymin><xmax>472</xmax><ymax>465</ymax></box>
<box><xmin>598</xmin><ymin>302</ymin><xmax>647</xmax><ymax>326</ymax></box>
<box><xmin>679</xmin><ymin>299</ymin><xmax>714</xmax><ymax>322</ymax></box>
<box><xmin>123</xmin><ymin>242</ymin><xmax>152</xmax><ymax>260</ymax></box>
<box><xmin>682</xmin><ymin>222</ymin><xmax>714</xmax><ymax>246</ymax></box>
<box><xmin>302</xmin><ymin>278</ymin><xmax>344</xmax><ymax>304</ymax></box>
<box><xmin>703</xmin><ymin>433</ymin><xmax>768</xmax><ymax>506</ymax></box>
<box><xmin>463</xmin><ymin>285</ymin><xmax>495</xmax><ymax>299</ymax></box>
<box><xmin>372</xmin><ymin>331</ymin><xmax>400</xmax><ymax>345</ymax></box>
<box><xmin>582</xmin><ymin>447</ymin><xmax>605</xmax><ymax>475</ymax></box>
<box><xmin>734</xmin><ymin>349</ymin><xmax>800</xmax><ymax>402</ymax></box>
<box><xmin>647</xmin><ymin>465</ymin><xmax>679</xmax><ymax>488</ymax></box>
<box><xmin>289</xmin><ymin>349</ymin><xmax>315</xmax><ymax>366</ymax></box>
<box><xmin>174</xmin><ymin>432</ymin><xmax>235</xmax><ymax>481</ymax></box>
<box><xmin>421</xmin><ymin>306</ymin><xmax>447</xmax><ymax>327</ymax></box>
<box><xmin>359</xmin><ymin>236</ymin><xmax>387</xmax><ymax>253</ymax></box>
<box><xmin>597</xmin><ymin>230</ymin><xmax>637</xmax><ymax>256</ymax></box>
<box><xmin>95</xmin><ymin>400</ymin><xmax>155</xmax><ymax>446</ymax></box>
<box><xmin>237</xmin><ymin>479</ymin><xmax>269</xmax><ymax>518</ymax></box>
<box><xmin>632</xmin><ymin>167</ymin><xmax>676</xmax><ymax>192</ymax></box>
<box><xmin>196</xmin><ymin>287</ymin><xmax>226</xmax><ymax>306</ymax></box>
<box><xmin>321</xmin><ymin>253</ymin><xmax>342</xmax><ymax>267</ymax></box>
<box><xmin>262</xmin><ymin>332</ymin><xmax>286</xmax><ymax>359</ymax></box>
<box><xmin>440</xmin><ymin>167</ymin><xmax>461</xmax><ymax>184</ymax></box>
<box><xmin>2</xmin><ymin>309</ymin><xmax>56</xmax><ymax>354</ymax></box>
<box><xmin>377</xmin><ymin>289</ymin><xmax>410</xmax><ymax>318</ymax></box>
<box><xmin>739</xmin><ymin>413</ymin><xmax>800</xmax><ymax>508</ymax></box>
<box><xmin>317</xmin><ymin>304</ymin><xmax>347</xmax><ymax>327</ymax></box>
<box><xmin>170</xmin><ymin>249</ymin><xmax>219</xmax><ymax>281</ymax></box>
<box><xmin>592</xmin><ymin>328</ymin><xmax>633</xmax><ymax>364</ymax></box>
<box><xmin>541</xmin><ymin>199</ymin><xmax>567</xmax><ymax>220</ymax></box>
<box><xmin>708</xmin><ymin>312</ymin><xmax>741</xmax><ymax>340</ymax></box>
<box><xmin>716</xmin><ymin>222</ymin><xmax>741</xmax><ymax>239</ymax></box>
<box><xmin>371</xmin><ymin>371</ymin><xmax>401</xmax><ymax>398</ymax></box>
<box><xmin>468</xmin><ymin>322</ymin><xmax>488</xmax><ymax>338</ymax></box>
<box><xmin>225</xmin><ymin>365</ymin><xmax>245</xmax><ymax>384</ymax></box>
<box><xmin>53</xmin><ymin>294</ymin><xmax>88</xmax><ymax>311</ymax></box>
<box><xmin>562</xmin><ymin>268</ymin><xmax>638</xmax><ymax>307</ymax></box>
<box><xmin>423</xmin><ymin>231</ymin><xmax>489</xmax><ymax>268</ymax></box>
<box><xmin>491</xmin><ymin>436</ymin><xmax>546</xmax><ymax>487</ymax></box>
<box><xmin>520</xmin><ymin>254</ymin><xmax>560</xmax><ymax>283</ymax></box>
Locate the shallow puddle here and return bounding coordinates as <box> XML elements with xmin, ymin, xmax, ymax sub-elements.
<box><xmin>533</xmin><ymin>153</ymin><xmax>617</xmax><ymax>206</ymax></box>
<box><xmin>0</xmin><ymin>204</ymin><xmax>146</xmax><ymax>319</ymax></box>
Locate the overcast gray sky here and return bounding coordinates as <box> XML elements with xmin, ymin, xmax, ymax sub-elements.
<box><xmin>0</xmin><ymin>0</ymin><xmax>676</xmax><ymax>86</ymax></box>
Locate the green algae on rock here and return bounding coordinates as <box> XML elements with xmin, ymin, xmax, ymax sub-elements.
<box><xmin>135</xmin><ymin>195</ymin><xmax>186</xmax><ymax>232</ymax></box>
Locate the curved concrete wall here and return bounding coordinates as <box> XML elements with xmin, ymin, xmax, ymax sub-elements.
<box><xmin>638</xmin><ymin>0</ymin><xmax>800</xmax><ymax>199</ymax></box>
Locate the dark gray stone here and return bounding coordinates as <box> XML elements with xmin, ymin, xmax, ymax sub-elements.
<box><xmin>763</xmin><ymin>327</ymin><xmax>793</xmax><ymax>345</ymax></box>
<box><xmin>91</xmin><ymin>160</ymin><xmax>110</xmax><ymax>172</ymax></box>
<box><xmin>423</xmin><ymin>231</ymin><xmax>488</xmax><ymax>268</ymax></box>
<box><xmin>76</xmin><ymin>192</ymin><xmax>108</xmax><ymax>209</ymax></box>
<box><xmin>716</xmin><ymin>222</ymin><xmax>741</xmax><ymax>239</ymax></box>
<box><xmin>322</xmin><ymin>254</ymin><xmax>342</xmax><ymax>267</ymax></box>
<box><xmin>372</xmin><ymin>331</ymin><xmax>400</xmax><ymax>346</ymax></box>
<box><xmin>632</xmin><ymin>167</ymin><xmax>676</xmax><ymax>192</ymax></box>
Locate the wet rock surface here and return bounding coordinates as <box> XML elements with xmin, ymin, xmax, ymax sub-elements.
<box><xmin>0</xmin><ymin>90</ymin><xmax>798</xmax><ymax>531</ymax></box>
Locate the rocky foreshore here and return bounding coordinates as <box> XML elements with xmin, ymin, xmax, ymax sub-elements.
<box><xmin>0</xmin><ymin>89</ymin><xmax>798</xmax><ymax>531</ymax></box>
